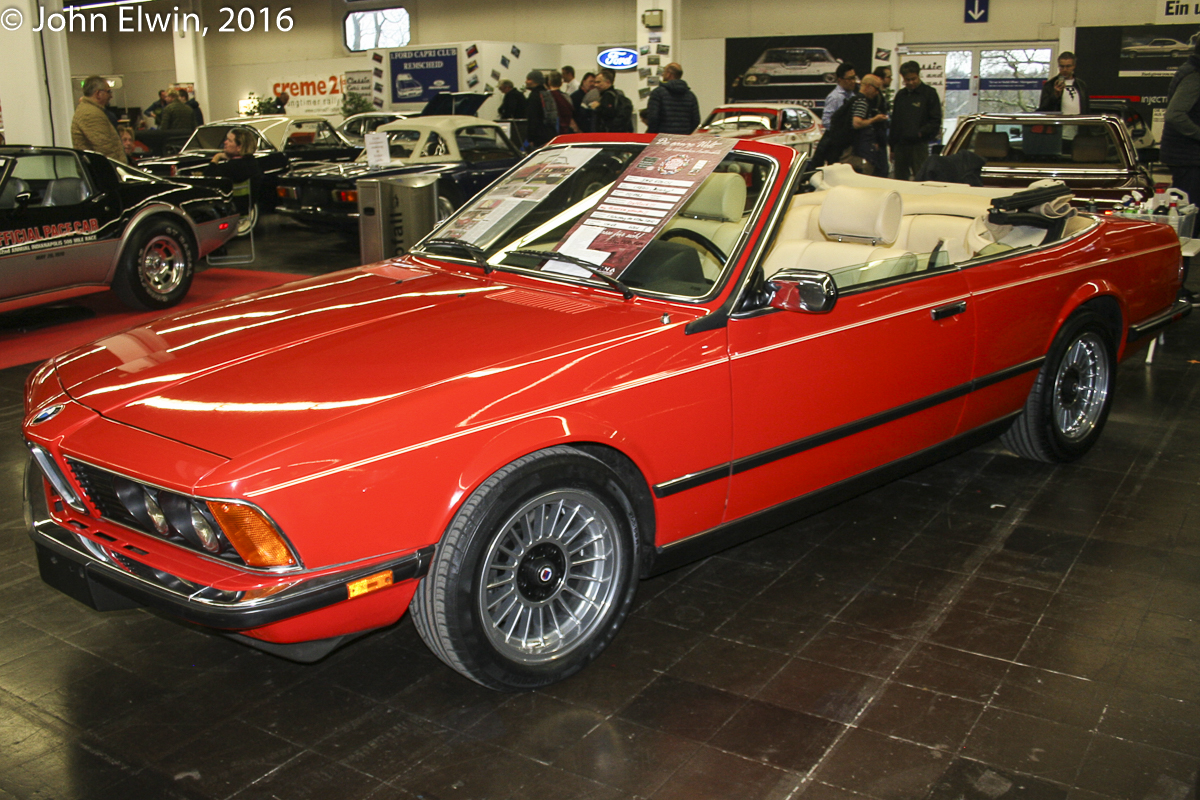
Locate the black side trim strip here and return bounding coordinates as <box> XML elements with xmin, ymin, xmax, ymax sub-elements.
<box><xmin>653</xmin><ymin>356</ymin><xmax>1044</xmax><ymax>499</ymax></box>
<box><xmin>646</xmin><ymin>413</ymin><xmax>1019</xmax><ymax>576</ymax></box>
<box><xmin>1127</xmin><ymin>296</ymin><xmax>1193</xmax><ymax>344</ymax></box>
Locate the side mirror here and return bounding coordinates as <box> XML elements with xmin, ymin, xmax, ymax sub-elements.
<box><xmin>768</xmin><ymin>269</ymin><xmax>837</xmax><ymax>314</ymax></box>
<box><xmin>14</xmin><ymin>192</ymin><xmax>33</xmax><ymax>208</ymax></box>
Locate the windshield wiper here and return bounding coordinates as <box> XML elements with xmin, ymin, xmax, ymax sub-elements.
<box><xmin>508</xmin><ymin>249</ymin><xmax>635</xmax><ymax>301</ymax></box>
<box><xmin>422</xmin><ymin>238</ymin><xmax>492</xmax><ymax>274</ymax></box>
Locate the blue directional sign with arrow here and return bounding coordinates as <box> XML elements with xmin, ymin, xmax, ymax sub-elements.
<box><xmin>965</xmin><ymin>0</ymin><xmax>988</xmax><ymax>22</ymax></box>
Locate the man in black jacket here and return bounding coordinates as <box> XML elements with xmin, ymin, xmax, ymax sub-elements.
<box><xmin>524</xmin><ymin>70</ymin><xmax>557</xmax><ymax>149</ymax></box>
<box><xmin>889</xmin><ymin>61</ymin><xmax>942</xmax><ymax>180</ymax></box>
<box><xmin>645</xmin><ymin>62</ymin><xmax>700</xmax><ymax>134</ymax></box>
<box><xmin>1163</xmin><ymin>40</ymin><xmax>1200</xmax><ymax>207</ymax></box>
<box><xmin>1037</xmin><ymin>52</ymin><xmax>1089</xmax><ymax>114</ymax></box>
<box><xmin>590</xmin><ymin>70</ymin><xmax>633</xmax><ymax>132</ymax></box>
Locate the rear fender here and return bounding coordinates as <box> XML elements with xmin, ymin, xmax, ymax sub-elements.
<box><xmin>107</xmin><ymin>204</ymin><xmax>198</xmax><ymax>282</ymax></box>
<box><xmin>1048</xmin><ymin>281</ymin><xmax>1126</xmax><ymax>358</ymax></box>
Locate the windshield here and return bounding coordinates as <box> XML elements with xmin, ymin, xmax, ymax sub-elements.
<box><xmin>962</xmin><ymin>121</ymin><xmax>1121</xmax><ymax>166</ymax></box>
<box><xmin>703</xmin><ymin>112</ymin><xmax>775</xmax><ymax>132</ymax></box>
<box><xmin>184</xmin><ymin>124</ymin><xmax>270</xmax><ymax>153</ymax></box>
<box><xmin>353</xmin><ymin>129</ymin><xmax>423</xmax><ymax>160</ymax></box>
<box><xmin>413</xmin><ymin>137</ymin><xmax>777</xmax><ymax>300</ymax></box>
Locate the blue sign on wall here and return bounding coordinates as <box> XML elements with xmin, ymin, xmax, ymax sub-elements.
<box><xmin>965</xmin><ymin>0</ymin><xmax>988</xmax><ymax>22</ymax></box>
<box><xmin>597</xmin><ymin>48</ymin><xmax>639</xmax><ymax>70</ymax></box>
<box><xmin>390</xmin><ymin>48</ymin><xmax>459</xmax><ymax>104</ymax></box>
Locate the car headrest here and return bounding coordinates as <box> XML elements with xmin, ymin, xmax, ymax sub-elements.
<box><xmin>42</xmin><ymin>178</ymin><xmax>89</xmax><ymax>207</ymax></box>
<box><xmin>973</xmin><ymin>132</ymin><xmax>1010</xmax><ymax>160</ymax></box>
<box><xmin>0</xmin><ymin>178</ymin><xmax>30</xmax><ymax>208</ymax></box>
<box><xmin>818</xmin><ymin>185</ymin><xmax>902</xmax><ymax>244</ymax></box>
<box><xmin>1071</xmin><ymin>134</ymin><xmax>1108</xmax><ymax>163</ymax></box>
<box><xmin>679</xmin><ymin>172</ymin><xmax>747</xmax><ymax>223</ymax></box>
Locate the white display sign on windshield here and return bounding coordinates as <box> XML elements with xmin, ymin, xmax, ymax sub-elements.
<box><xmin>364</xmin><ymin>132</ymin><xmax>391</xmax><ymax>168</ymax></box>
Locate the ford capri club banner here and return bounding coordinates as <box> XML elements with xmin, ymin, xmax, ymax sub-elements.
<box><xmin>390</xmin><ymin>47</ymin><xmax>460</xmax><ymax>104</ymax></box>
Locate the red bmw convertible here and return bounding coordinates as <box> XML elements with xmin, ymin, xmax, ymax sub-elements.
<box><xmin>23</xmin><ymin>134</ymin><xmax>1191</xmax><ymax>690</ymax></box>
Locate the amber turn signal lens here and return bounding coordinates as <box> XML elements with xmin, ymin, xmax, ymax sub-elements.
<box><xmin>347</xmin><ymin>570</ymin><xmax>394</xmax><ymax>600</ymax></box>
<box><xmin>207</xmin><ymin>502</ymin><xmax>296</xmax><ymax>568</ymax></box>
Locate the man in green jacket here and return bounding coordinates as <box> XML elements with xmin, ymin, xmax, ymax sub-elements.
<box><xmin>158</xmin><ymin>90</ymin><xmax>198</xmax><ymax>133</ymax></box>
<box><xmin>71</xmin><ymin>76</ymin><xmax>127</xmax><ymax>164</ymax></box>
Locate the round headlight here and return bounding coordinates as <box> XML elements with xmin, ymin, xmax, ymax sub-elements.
<box><xmin>142</xmin><ymin>488</ymin><xmax>169</xmax><ymax>535</ymax></box>
<box><xmin>190</xmin><ymin>504</ymin><xmax>221</xmax><ymax>553</ymax></box>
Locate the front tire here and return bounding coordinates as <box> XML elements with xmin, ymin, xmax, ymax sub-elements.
<box><xmin>1001</xmin><ymin>310</ymin><xmax>1116</xmax><ymax>462</ymax></box>
<box><xmin>112</xmin><ymin>218</ymin><xmax>195</xmax><ymax>310</ymax></box>
<box><xmin>411</xmin><ymin>447</ymin><xmax>639</xmax><ymax>690</ymax></box>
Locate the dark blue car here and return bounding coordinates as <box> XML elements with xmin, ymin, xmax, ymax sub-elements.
<box><xmin>275</xmin><ymin>111</ymin><xmax>521</xmax><ymax>230</ymax></box>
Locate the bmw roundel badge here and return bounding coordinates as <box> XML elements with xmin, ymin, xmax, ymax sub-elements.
<box><xmin>30</xmin><ymin>404</ymin><xmax>65</xmax><ymax>425</ymax></box>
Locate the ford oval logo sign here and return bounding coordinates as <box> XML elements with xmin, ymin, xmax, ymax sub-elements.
<box><xmin>597</xmin><ymin>48</ymin><xmax>639</xmax><ymax>70</ymax></box>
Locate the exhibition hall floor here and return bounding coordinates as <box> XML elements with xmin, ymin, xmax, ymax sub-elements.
<box><xmin>0</xmin><ymin>216</ymin><xmax>1197</xmax><ymax>800</ymax></box>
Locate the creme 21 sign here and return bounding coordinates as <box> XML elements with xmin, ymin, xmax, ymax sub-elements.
<box><xmin>597</xmin><ymin>48</ymin><xmax>639</xmax><ymax>70</ymax></box>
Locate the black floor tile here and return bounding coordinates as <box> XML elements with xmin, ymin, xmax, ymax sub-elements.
<box><xmin>665</xmin><ymin>633</ymin><xmax>790</xmax><ymax>696</ymax></box>
<box><xmin>618</xmin><ymin>674</ymin><xmax>746</xmax><ymax>741</ymax></box>
<box><xmin>961</xmin><ymin>708</ymin><xmax>1092</xmax><ymax>786</ymax></box>
<box><xmin>756</xmin><ymin>658</ymin><xmax>885</xmax><ymax>724</ymax></box>
<box><xmin>811</xmin><ymin>727</ymin><xmax>951</xmax><ymax>800</ymax></box>
<box><xmin>552</xmin><ymin>718</ymin><xmax>701</xmax><ymax>796</ymax></box>
<box><xmin>1072</xmin><ymin>734</ymin><xmax>1199</xmax><ymax>799</ymax></box>
<box><xmin>793</xmin><ymin>621</ymin><xmax>911</xmax><ymax>679</ymax></box>
<box><xmin>233</xmin><ymin>749</ymin><xmax>384</xmax><ymax>800</ymax></box>
<box><xmin>150</xmin><ymin>718</ymin><xmax>301</xmax><ymax>798</ymax></box>
<box><xmin>856</xmin><ymin>683</ymin><xmax>984</xmax><ymax>751</ymax></box>
<box><xmin>466</xmin><ymin>692</ymin><xmax>607</xmax><ymax>763</ymax></box>
<box><xmin>925</xmin><ymin>758</ymin><xmax>1069</xmax><ymax>799</ymax></box>
<box><xmin>707</xmin><ymin>699</ymin><xmax>845</xmax><ymax>772</ymax></box>
<box><xmin>648</xmin><ymin>744</ymin><xmax>803</xmax><ymax>800</ymax></box>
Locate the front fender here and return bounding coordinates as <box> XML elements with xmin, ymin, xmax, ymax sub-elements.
<box><xmin>450</xmin><ymin>413</ymin><xmax>656</xmax><ymax>531</ymax></box>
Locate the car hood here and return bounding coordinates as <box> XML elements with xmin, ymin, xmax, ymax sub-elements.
<box><xmin>53</xmin><ymin>262</ymin><xmax>696</xmax><ymax>459</ymax></box>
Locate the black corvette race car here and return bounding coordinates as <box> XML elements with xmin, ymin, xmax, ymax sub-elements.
<box><xmin>0</xmin><ymin>146</ymin><xmax>238</xmax><ymax>313</ymax></box>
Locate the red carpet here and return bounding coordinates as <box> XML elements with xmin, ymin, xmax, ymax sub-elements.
<box><xmin>0</xmin><ymin>268</ymin><xmax>301</xmax><ymax>371</ymax></box>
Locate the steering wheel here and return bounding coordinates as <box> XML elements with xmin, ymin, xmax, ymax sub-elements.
<box><xmin>661</xmin><ymin>228</ymin><xmax>727</xmax><ymax>264</ymax></box>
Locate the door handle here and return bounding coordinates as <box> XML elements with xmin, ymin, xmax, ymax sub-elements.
<box><xmin>931</xmin><ymin>301</ymin><xmax>967</xmax><ymax>320</ymax></box>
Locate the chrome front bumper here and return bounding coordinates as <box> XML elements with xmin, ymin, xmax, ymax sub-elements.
<box><xmin>24</xmin><ymin>458</ymin><xmax>432</xmax><ymax>631</ymax></box>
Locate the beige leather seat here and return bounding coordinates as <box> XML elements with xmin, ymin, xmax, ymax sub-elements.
<box><xmin>661</xmin><ymin>173</ymin><xmax>748</xmax><ymax>279</ymax></box>
<box><xmin>764</xmin><ymin>186</ymin><xmax>915</xmax><ymax>283</ymax></box>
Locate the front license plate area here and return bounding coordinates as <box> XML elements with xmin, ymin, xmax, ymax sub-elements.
<box><xmin>35</xmin><ymin>543</ymin><xmax>142</xmax><ymax>612</ymax></box>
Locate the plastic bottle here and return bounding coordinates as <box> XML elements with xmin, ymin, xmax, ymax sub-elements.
<box><xmin>1168</xmin><ymin>200</ymin><xmax>1181</xmax><ymax>234</ymax></box>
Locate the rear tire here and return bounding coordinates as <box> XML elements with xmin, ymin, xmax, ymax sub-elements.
<box><xmin>235</xmin><ymin>203</ymin><xmax>259</xmax><ymax>237</ymax></box>
<box><xmin>411</xmin><ymin>446</ymin><xmax>639</xmax><ymax>691</ymax></box>
<box><xmin>112</xmin><ymin>218</ymin><xmax>195</xmax><ymax>310</ymax></box>
<box><xmin>1001</xmin><ymin>310</ymin><xmax>1116</xmax><ymax>462</ymax></box>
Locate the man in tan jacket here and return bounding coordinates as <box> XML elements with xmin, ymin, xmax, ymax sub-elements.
<box><xmin>71</xmin><ymin>76</ymin><xmax>127</xmax><ymax>164</ymax></box>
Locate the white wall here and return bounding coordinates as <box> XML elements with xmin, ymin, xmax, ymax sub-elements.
<box><xmin>46</xmin><ymin>0</ymin><xmax>1166</xmax><ymax>130</ymax></box>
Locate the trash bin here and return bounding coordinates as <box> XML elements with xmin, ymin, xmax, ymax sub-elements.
<box><xmin>357</xmin><ymin>174</ymin><xmax>439</xmax><ymax>264</ymax></box>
